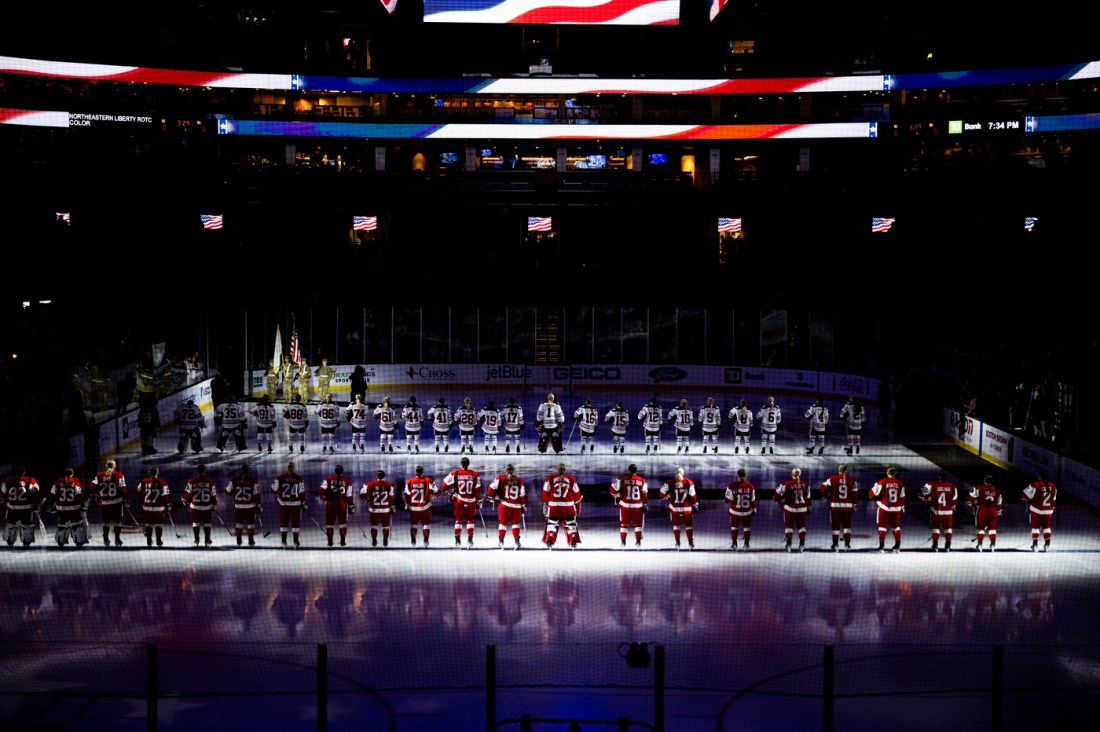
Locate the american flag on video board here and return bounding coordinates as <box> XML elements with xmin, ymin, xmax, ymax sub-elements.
<box><xmin>200</xmin><ymin>214</ymin><xmax>224</xmax><ymax>230</ymax></box>
<box><xmin>718</xmin><ymin>217</ymin><xmax>741</xmax><ymax>233</ymax></box>
<box><xmin>353</xmin><ymin>215</ymin><xmax>378</xmax><ymax>231</ymax></box>
<box><xmin>871</xmin><ymin>217</ymin><xmax>895</xmax><ymax>233</ymax></box>
<box><xmin>1024</xmin><ymin>216</ymin><xmax>1038</xmax><ymax>232</ymax></box>
<box><xmin>422</xmin><ymin>0</ymin><xmax>679</xmax><ymax>25</ymax></box>
<box><xmin>528</xmin><ymin>216</ymin><xmax>552</xmax><ymax>232</ymax></box>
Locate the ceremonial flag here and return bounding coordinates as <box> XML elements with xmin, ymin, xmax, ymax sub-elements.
<box><xmin>1024</xmin><ymin>216</ymin><xmax>1038</xmax><ymax>232</ymax></box>
<box><xmin>290</xmin><ymin>317</ymin><xmax>301</xmax><ymax>365</ymax></box>
<box><xmin>718</xmin><ymin>217</ymin><xmax>742</xmax><ymax>233</ymax></box>
<box><xmin>200</xmin><ymin>214</ymin><xmax>224</xmax><ymax>230</ymax></box>
<box><xmin>273</xmin><ymin>324</ymin><xmax>283</xmax><ymax>373</ymax></box>
<box><xmin>353</xmin><ymin>215</ymin><xmax>378</xmax><ymax>231</ymax></box>
<box><xmin>871</xmin><ymin>217</ymin><xmax>895</xmax><ymax>233</ymax></box>
<box><xmin>55</xmin><ymin>212</ymin><xmax>70</xmax><ymax>224</ymax></box>
<box><xmin>528</xmin><ymin>216</ymin><xmax>552</xmax><ymax>232</ymax></box>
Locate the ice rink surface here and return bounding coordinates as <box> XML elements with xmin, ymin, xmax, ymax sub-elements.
<box><xmin>2</xmin><ymin>400</ymin><xmax>1097</xmax><ymax>732</ymax></box>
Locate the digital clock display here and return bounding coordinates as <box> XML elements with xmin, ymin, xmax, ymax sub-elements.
<box><xmin>948</xmin><ymin>119</ymin><xmax>1023</xmax><ymax>133</ymax></box>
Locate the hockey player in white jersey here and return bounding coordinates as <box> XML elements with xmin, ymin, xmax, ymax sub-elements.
<box><xmin>502</xmin><ymin>397</ymin><xmax>524</xmax><ymax>453</ymax></box>
<box><xmin>346</xmin><ymin>393</ymin><xmax>370</xmax><ymax>452</ymax></box>
<box><xmin>698</xmin><ymin>397</ymin><xmax>722</xmax><ymax>453</ymax></box>
<box><xmin>667</xmin><ymin>399</ymin><xmax>694</xmax><ymax>453</ymax></box>
<box><xmin>402</xmin><ymin>396</ymin><xmax>424</xmax><ymax>453</ymax></box>
<box><xmin>573</xmin><ymin>398</ymin><xmax>599</xmax><ymax>454</ymax></box>
<box><xmin>604</xmin><ymin>400</ymin><xmax>630</xmax><ymax>454</ymax></box>
<box><xmin>729</xmin><ymin>399</ymin><xmax>754</xmax><ymax>454</ymax></box>
<box><xmin>428</xmin><ymin>397</ymin><xmax>454</xmax><ymax>453</ymax></box>
<box><xmin>478</xmin><ymin>400</ymin><xmax>503</xmax><ymax>453</ymax></box>
<box><xmin>316</xmin><ymin>393</ymin><xmax>342</xmax><ymax>453</ymax></box>
<box><xmin>454</xmin><ymin>397</ymin><xmax>479</xmax><ymax>454</ymax></box>
<box><xmin>374</xmin><ymin>395</ymin><xmax>400</xmax><ymax>453</ymax></box>
<box><xmin>638</xmin><ymin>397</ymin><xmax>664</xmax><ymax>454</ymax></box>
<box><xmin>756</xmin><ymin>396</ymin><xmax>781</xmax><ymax>455</ymax></box>
<box><xmin>804</xmin><ymin>398</ymin><xmax>829</xmax><ymax>455</ymax></box>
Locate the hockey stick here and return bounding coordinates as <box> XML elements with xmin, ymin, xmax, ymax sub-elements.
<box><xmin>34</xmin><ymin>509</ymin><xmax>50</xmax><ymax>543</ymax></box>
<box><xmin>354</xmin><ymin>508</ymin><xmax>368</xmax><ymax>540</ymax></box>
<box><xmin>566</xmin><ymin>420</ymin><xmax>578</xmax><ymax>450</ymax></box>
<box><xmin>213</xmin><ymin>507</ymin><xmax>236</xmax><ymax>538</ymax></box>
<box><xmin>165</xmin><ymin>507</ymin><xmax>183</xmax><ymax>539</ymax></box>
<box><xmin>256</xmin><ymin>510</ymin><xmax>271</xmax><ymax>539</ymax></box>
<box><xmin>478</xmin><ymin>502</ymin><xmax>489</xmax><ymax>539</ymax></box>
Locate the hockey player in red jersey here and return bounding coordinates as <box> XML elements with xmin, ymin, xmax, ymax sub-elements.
<box><xmin>542</xmin><ymin>463</ymin><xmax>582</xmax><ymax>548</ymax></box>
<box><xmin>773</xmin><ymin>467</ymin><xmax>811</xmax><ymax>552</ymax></box>
<box><xmin>443</xmin><ymin>457</ymin><xmax>482</xmax><ymax>548</ymax></box>
<box><xmin>2</xmin><ymin>466</ymin><xmax>41</xmax><ymax>547</ymax></box>
<box><xmin>225</xmin><ymin>463</ymin><xmax>261</xmax><ymax>547</ymax></box>
<box><xmin>272</xmin><ymin>461</ymin><xmax>306</xmax><ymax>548</ymax></box>
<box><xmin>820</xmin><ymin>463</ymin><xmax>858</xmax><ymax>551</ymax></box>
<box><xmin>969</xmin><ymin>474</ymin><xmax>1002</xmax><ymax>552</ymax></box>
<box><xmin>487</xmin><ymin>464</ymin><xmax>527</xmax><ymax>549</ymax></box>
<box><xmin>1021</xmin><ymin>470</ymin><xmax>1057</xmax><ymax>552</ymax></box>
<box><xmin>182</xmin><ymin>463</ymin><xmax>217</xmax><ymax>547</ymax></box>
<box><xmin>869</xmin><ymin>466</ymin><xmax>906</xmax><ymax>553</ymax></box>
<box><xmin>660</xmin><ymin>467</ymin><xmax>699</xmax><ymax>549</ymax></box>
<box><xmin>724</xmin><ymin>467</ymin><xmax>756</xmax><ymax>550</ymax></box>
<box><xmin>361</xmin><ymin>470</ymin><xmax>396</xmax><ymax>548</ymax></box>
<box><xmin>404</xmin><ymin>465</ymin><xmax>440</xmax><ymax>547</ymax></box>
<box><xmin>47</xmin><ymin>467</ymin><xmax>89</xmax><ymax>548</ymax></box>
<box><xmin>318</xmin><ymin>464</ymin><xmax>355</xmax><ymax>547</ymax></box>
<box><xmin>90</xmin><ymin>459</ymin><xmax>127</xmax><ymax>547</ymax></box>
<box><xmin>920</xmin><ymin>469</ymin><xmax>959</xmax><ymax>552</ymax></box>
<box><xmin>136</xmin><ymin>466</ymin><xmax>170</xmax><ymax>548</ymax></box>
<box><xmin>611</xmin><ymin>464</ymin><xmax>648</xmax><ymax>548</ymax></box>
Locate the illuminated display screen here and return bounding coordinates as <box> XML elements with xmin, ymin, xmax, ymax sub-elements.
<box><xmin>422</xmin><ymin>0</ymin><xmax>681</xmax><ymax>25</ymax></box>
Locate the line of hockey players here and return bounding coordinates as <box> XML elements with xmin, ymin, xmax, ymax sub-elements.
<box><xmin>3</xmin><ymin>460</ymin><xmax>1059</xmax><ymax>554</ymax></box>
<box><xmin>172</xmin><ymin>393</ymin><xmax>872</xmax><ymax>457</ymax></box>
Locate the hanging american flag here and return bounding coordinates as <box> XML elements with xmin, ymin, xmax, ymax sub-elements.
<box><xmin>380</xmin><ymin>0</ymin><xmax>399</xmax><ymax>13</ymax></box>
<box><xmin>423</xmin><ymin>0</ymin><xmax>679</xmax><ymax>25</ymax></box>
<box><xmin>353</xmin><ymin>215</ymin><xmax>378</xmax><ymax>231</ymax></box>
<box><xmin>709</xmin><ymin>0</ymin><xmax>728</xmax><ymax>21</ymax></box>
<box><xmin>290</xmin><ymin>316</ymin><xmax>301</xmax><ymax>365</ymax></box>
<box><xmin>55</xmin><ymin>212</ymin><xmax>71</xmax><ymax>224</ymax></box>
<box><xmin>871</xmin><ymin>217</ymin><xmax>895</xmax><ymax>233</ymax></box>
<box><xmin>528</xmin><ymin>216</ymin><xmax>553</xmax><ymax>232</ymax></box>
<box><xmin>200</xmin><ymin>214</ymin><xmax>224</xmax><ymax>230</ymax></box>
<box><xmin>718</xmin><ymin>217</ymin><xmax>742</xmax><ymax>233</ymax></box>
<box><xmin>1024</xmin><ymin>216</ymin><xmax>1039</xmax><ymax>232</ymax></box>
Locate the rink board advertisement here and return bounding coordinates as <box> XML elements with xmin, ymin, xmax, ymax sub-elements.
<box><xmin>78</xmin><ymin>380</ymin><xmax>215</xmax><ymax>465</ymax></box>
<box><xmin>945</xmin><ymin>408</ymin><xmax>980</xmax><ymax>455</ymax></box>
<box><xmin>245</xmin><ymin>364</ymin><xmax>880</xmax><ymax>403</ymax></box>
<box><xmin>942</xmin><ymin>408</ymin><xmax>1097</xmax><ymax>510</ymax></box>
<box><xmin>1060</xmin><ymin>455</ymin><xmax>1100</xmax><ymax>507</ymax></box>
